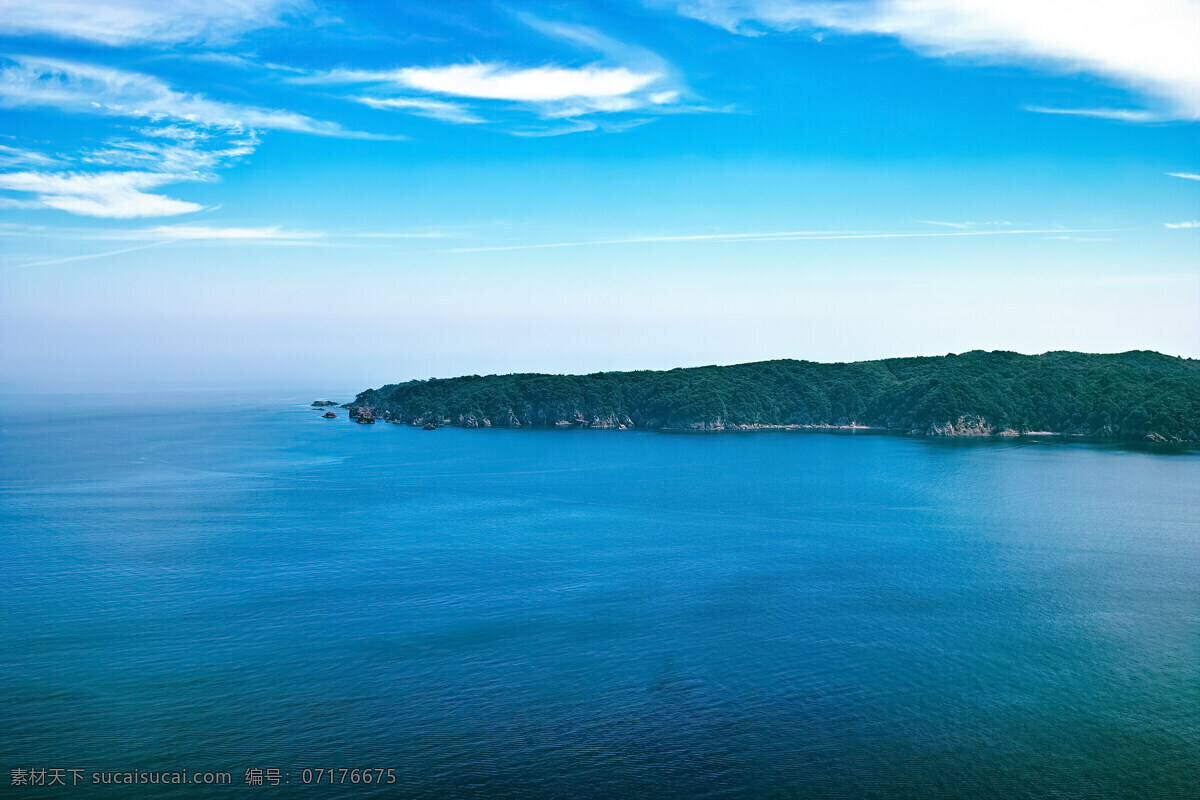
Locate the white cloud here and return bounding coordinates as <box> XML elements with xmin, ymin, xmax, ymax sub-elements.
<box><xmin>308</xmin><ymin>63</ymin><xmax>672</xmax><ymax>119</ymax></box>
<box><xmin>1164</xmin><ymin>220</ymin><xmax>1200</xmax><ymax>228</ymax></box>
<box><xmin>301</xmin><ymin>16</ymin><xmax>698</xmax><ymax>133</ymax></box>
<box><xmin>0</xmin><ymin>142</ymin><xmax>65</xmax><ymax>167</ymax></box>
<box><xmin>396</xmin><ymin>64</ymin><xmax>658</xmax><ymax>102</ymax></box>
<box><xmin>310</xmin><ymin>61</ymin><xmax>689</xmax><ymax>130</ymax></box>
<box><xmin>0</xmin><ymin>171</ymin><xmax>203</xmax><ymax>218</ymax></box>
<box><xmin>0</xmin><ymin>57</ymin><xmax>399</xmax><ymax>218</ymax></box>
<box><xmin>1024</xmin><ymin>106</ymin><xmax>1161</xmax><ymax>122</ymax></box>
<box><xmin>1167</xmin><ymin>172</ymin><xmax>1200</xmax><ymax>181</ymax></box>
<box><xmin>354</xmin><ymin>96</ymin><xmax>485</xmax><ymax>124</ymax></box>
<box><xmin>82</xmin><ymin>133</ymin><xmax>259</xmax><ymax>174</ymax></box>
<box><xmin>0</xmin><ymin>56</ymin><xmax>392</xmax><ymax>139</ymax></box>
<box><xmin>666</xmin><ymin>0</ymin><xmax>1200</xmax><ymax>120</ymax></box>
<box><xmin>0</xmin><ymin>0</ymin><xmax>308</xmax><ymax>47</ymax></box>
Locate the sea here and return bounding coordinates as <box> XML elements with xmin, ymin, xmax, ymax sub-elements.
<box><xmin>1</xmin><ymin>393</ymin><xmax>1197</xmax><ymax>798</ymax></box>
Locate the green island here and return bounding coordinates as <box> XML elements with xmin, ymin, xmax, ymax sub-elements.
<box><xmin>345</xmin><ymin>350</ymin><xmax>1199</xmax><ymax>441</ymax></box>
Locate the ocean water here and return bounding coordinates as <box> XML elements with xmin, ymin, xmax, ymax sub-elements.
<box><xmin>1</xmin><ymin>395</ymin><xmax>1197</xmax><ymax>798</ymax></box>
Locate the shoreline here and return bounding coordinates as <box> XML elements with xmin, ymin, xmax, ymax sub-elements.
<box><xmin>321</xmin><ymin>408</ymin><xmax>1197</xmax><ymax>446</ymax></box>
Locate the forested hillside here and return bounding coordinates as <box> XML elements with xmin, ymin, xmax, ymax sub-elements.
<box><xmin>347</xmin><ymin>351</ymin><xmax>1199</xmax><ymax>441</ymax></box>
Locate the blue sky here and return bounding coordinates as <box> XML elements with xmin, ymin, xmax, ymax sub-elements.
<box><xmin>0</xmin><ymin>0</ymin><xmax>1197</xmax><ymax>392</ymax></box>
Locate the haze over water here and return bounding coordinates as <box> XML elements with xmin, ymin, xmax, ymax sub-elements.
<box><xmin>1</xmin><ymin>397</ymin><xmax>1196</xmax><ymax>798</ymax></box>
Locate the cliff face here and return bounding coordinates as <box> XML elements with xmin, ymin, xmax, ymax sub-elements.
<box><xmin>346</xmin><ymin>351</ymin><xmax>1200</xmax><ymax>441</ymax></box>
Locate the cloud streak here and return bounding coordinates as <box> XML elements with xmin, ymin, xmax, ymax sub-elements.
<box><xmin>449</xmin><ymin>227</ymin><xmax>1117</xmax><ymax>253</ymax></box>
<box><xmin>0</xmin><ymin>171</ymin><xmax>204</xmax><ymax>218</ymax></box>
<box><xmin>7</xmin><ymin>240</ymin><xmax>172</xmax><ymax>270</ymax></box>
<box><xmin>17</xmin><ymin>225</ymin><xmax>451</xmax><ymax>242</ymax></box>
<box><xmin>353</xmin><ymin>95</ymin><xmax>485</xmax><ymax>124</ymax></box>
<box><xmin>0</xmin><ymin>56</ymin><xmax>391</xmax><ymax>139</ymax></box>
<box><xmin>1023</xmin><ymin>106</ymin><xmax>1162</xmax><ymax>122</ymax></box>
<box><xmin>0</xmin><ymin>0</ymin><xmax>309</xmax><ymax>47</ymax></box>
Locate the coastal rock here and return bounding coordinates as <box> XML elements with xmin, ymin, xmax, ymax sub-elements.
<box><xmin>311</xmin><ymin>400</ymin><xmax>338</xmax><ymax>407</ymax></box>
<box><xmin>352</xmin><ymin>407</ymin><xmax>375</xmax><ymax>424</ymax></box>
<box><xmin>680</xmin><ymin>418</ymin><xmax>726</xmax><ymax>431</ymax></box>
<box><xmin>423</xmin><ymin>422</ymin><xmax>437</xmax><ymax>430</ymax></box>
<box><xmin>926</xmin><ymin>415</ymin><xmax>993</xmax><ymax>437</ymax></box>
<box><xmin>322</xmin><ymin>411</ymin><xmax>336</xmax><ymax>419</ymax></box>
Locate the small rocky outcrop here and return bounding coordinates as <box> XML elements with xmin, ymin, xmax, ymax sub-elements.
<box><xmin>924</xmin><ymin>415</ymin><xmax>994</xmax><ymax>437</ymax></box>
<box><xmin>312</xmin><ymin>400</ymin><xmax>338</xmax><ymax>407</ymax></box>
<box><xmin>322</xmin><ymin>411</ymin><xmax>337</xmax><ymax>419</ymax></box>
<box><xmin>423</xmin><ymin>422</ymin><xmax>437</xmax><ymax>430</ymax></box>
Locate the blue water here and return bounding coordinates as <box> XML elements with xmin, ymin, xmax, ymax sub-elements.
<box><xmin>1</xmin><ymin>396</ymin><xmax>1197</xmax><ymax>798</ymax></box>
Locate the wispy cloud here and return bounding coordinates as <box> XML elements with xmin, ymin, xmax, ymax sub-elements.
<box><xmin>82</xmin><ymin>132</ymin><xmax>259</xmax><ymax>174</ymax></box>
<box><xmin>917</xmin><ymin>220</ymin><xmax>974</xmax><ymax>229</ymax></box>
<box><xmin>348</xmin><ymin>231</ymin><xmax>447</xmax><ymax>239</ymax></box>
<box><xmin>300</xmin><ymin>16</ymin><xmax>703</xmax><ymax>134</ymax></box>
<box><xmin>1164</xmin><ymin>220</ymin><xmax>1200</xmax><ymax>228</ymax></box>
<box><xmin>0</xmin><ymin>171</ymin><xmax>204</xmax><ymax>218</ymax></box>
<box><xmin>0</xmin><ymin>56</ymin><xmax>397</xmax><ymax>217</ymax></box>
<box><xmin>0</xmin><ymin>56</ymin><xmax>392</xmax><ymax>139</ymax></box>
<box><xmin>306</xmin><ymin>62</ymin><xmax>676</xmax><ymax>125</ymax></box>
<box><xmin>119</xmin><ymin>225</ymin><xmax>451</xmax><ymax>241</ymax></box>
<box><xmin>0</xmin><ymin>0</ymin><xmax>309</xmax><ymax>47</ymax></box>
<box><xmin>0</xmin><ymin>196</ymin><xmax>45</xmax><ymax>209</ymax></box>
<box><xmin>664</xmin><ymin>0</ymin><xmax>1200</xmax><ymax>121</ymax></box>
<box><xmin>354</xmin><ymin>96</ymin><xmax>484</xmax><ymax>124</ymax></box>
<box><xmin>917</xmin><ymin>220</ymin><xmax>1015</xmax><ymax>229</ymax></box>
<box><xmin>7</xmin><ymin>240</ymin><xmax>172</xmax><ymax>270</ymax></box>
<box><xmin>1024</xmin><ymin>106</ymin><xmax>1161</xmax><ymax>123</ymax></box>
<box><xmin>133</xmin><ymin>225</ymin><xmax>324</xmax><ymax>240</ymax></box>
<box><xmin>449</xmin><ymin>227</ymin><xmax>1114</xmax><ymax>253</ymax></box>
<box><xmin>0</xmin><ymin>142</ymin><xmax>65</xmax><ymax>167</ymax></box>
<box><xmin>1167</xmin><ymin>172</ymin><xmax>1200</xmax><ymax>181</ymax></box>
<box><xmin>369</xmin><ymin>64</ymin><xmax>657</xmax><ymax>103</ymax></box>
<box><xmin>30</xmin><ymin>225</ymin><xmax>450</xmax><ymax>242</ymax></box>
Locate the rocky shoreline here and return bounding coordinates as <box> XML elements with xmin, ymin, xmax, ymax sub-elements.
<box><xmin>326</xmin><ymin>404</ymin><xmax>1187</xmax><ymax>443</ymax></box>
